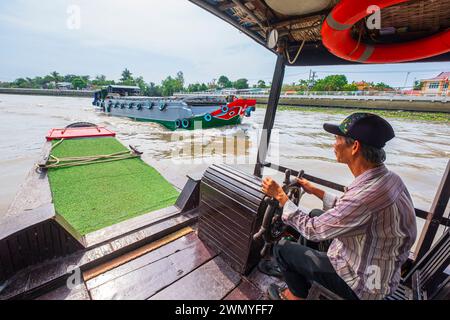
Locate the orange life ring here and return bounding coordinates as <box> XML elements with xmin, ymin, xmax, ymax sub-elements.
<box><xmin>321</xmin><ymin>0</ymin><xmax>450</xmax><ymax>63</ymax></box>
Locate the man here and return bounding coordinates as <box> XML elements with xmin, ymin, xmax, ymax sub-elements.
<box><xmin>261</xmin><ymin>113</ymin><xmax>417</xmax><ymax>300</ymax></box>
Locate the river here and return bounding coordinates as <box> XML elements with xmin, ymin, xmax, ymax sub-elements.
<box><xmin>1</xmin><ymin>94</ymin><xmax>449</xmax><ymax>229</ymax></box>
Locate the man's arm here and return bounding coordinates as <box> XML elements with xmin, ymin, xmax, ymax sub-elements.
<box><xmin>281</xmin><ymin>194</ymin><xmax>370</xmax><ymax>242</ymax></box>
<box><xmin>281</xmin><ymin>178</ymin><xmax>339</xmax><ymax>211</ymax></box>
<box><xmin>262</xmin><ymin>177</ymin><xmax>366</xmax><ymax>242</ymax></box>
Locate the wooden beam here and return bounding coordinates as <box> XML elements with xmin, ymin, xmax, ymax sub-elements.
<box><xmin>414</xmin><ymin>160</ymin><xmax>450</xmax><ymax>260</ymax></box>
<box><xmin>231</xmin><ymin>0</ymin><xmax>266</xmax><ymax>30</ymax></box>
<box><xmin>83</xmin><ymin>227</ymin><xmax>194</xmax><ymax>282</ymax></box>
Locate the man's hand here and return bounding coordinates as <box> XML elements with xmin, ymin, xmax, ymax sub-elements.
<box><xmin>261</xmin><ymin>177</ymin><xmax>289</xmax><ymax>207</ymax></box>
<box><xmin>297</xmin><ymin>178</ymin><xmax>325</xmax><ymax>200</ymax></box>
<box><xmin>297</xmin><ymin>178</ymin><xmax>315</xmax><ymax>194</ymax></box>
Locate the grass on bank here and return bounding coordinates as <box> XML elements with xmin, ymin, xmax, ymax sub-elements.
<box><xmin>47</xmin><ymin>137</ymin><xmax>180</xmax><ymax>235</ymax></box>
<box><xmin>256</xmin><ymin>104</ymin><xmax>450</xmax><ymax>122</ymax></box>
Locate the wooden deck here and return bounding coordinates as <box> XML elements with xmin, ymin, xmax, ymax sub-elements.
<box><xmin>34</xmin><ymin>231</ymin><xmax>283</xmax><ymax>300</ymax></box>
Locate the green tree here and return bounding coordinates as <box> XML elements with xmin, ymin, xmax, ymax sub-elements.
<box><xmin>218</xmin><ymin>75</ymin><xmax>232</xmax><ymax>88</ymax></box>
<box><xmin>49</xmin><ymin>71</ymin><xmax>63</xmax><ymax>83</ymax></box>
<box><xmin>161</xmin><ymin>75</ymin><xmax>184</xmax><ymax>96</ymax></box>
<box><xmin>313</xmin><ymin>75</ymin><xmax>348</xmax><ymax>91</ymax></box>
<box><xmin>187</xmin><ymin>83</ymin><xmax>201</xmax><ymax>92</ymax></box>
<box><xmin>120</xmin><ymin>68</ymin><xmax>133</xmax><ymax>82</ymax></box>
<box><xmin>200</xmin><ymin>83</ymin><xmax>208</xmax><ymax>91</ymax></box>
<box><xmin>257</xmin><ymin>80</ymin><xmax>266</xmax><ymax>88</ymax></box>
<box><xmin>373</xmin><ymin>82</ymin><xmax>393</xmax><ymax>91</ymax></box>
<box><xmin>343</xmin><ymin>83</ymin><xmax>358</xmax><ymax>91</ymax></box>
<box><xmin>72</xmin><ymin>77</ymin><xmax>88</xmax><ymax>90</ymax></box>
<box><xmin>176</xmin><ymin>71</ymin><xmax>185</xmax><ymax>88</ymax></box>
<box><xmin>413</xmin><ymin>80</ymin><xmax>423</xmax><ymax>91</ymax></box>
<box><xmin>148</xmin><ymin>82</ymin><xmax>162</xmax><ymax>96</ymax></box>
<box><xmin>233</xmin><ymin>78</ymin><xmax>249</xmax><ymax>89</ymax></box>
<box><xmin>63</xmin><ymin>74</ymin><xmax>78</xmax><ymax>83</ymax></box>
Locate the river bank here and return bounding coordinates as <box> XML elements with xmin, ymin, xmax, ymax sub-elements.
<box><xmin>257</xmin><ymin>104</ymin><xmax>450</xmax><ymax>122</ymax></box>
<box><xmin>0</xmin><ymin>87</ymin><xmax>94</xmax><ymax>97</ymax></box>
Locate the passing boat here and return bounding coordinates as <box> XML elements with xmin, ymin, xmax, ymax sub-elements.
<box><xmin>92</xmin><ymin>85</ymin><xmax>256</xmax><ymax>130</ymax></box>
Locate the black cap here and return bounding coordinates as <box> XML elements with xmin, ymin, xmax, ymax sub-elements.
<box><xmin>323</xmin><ymin>113</ymin><xmax>395</xmax><ymax>148</ymax></box>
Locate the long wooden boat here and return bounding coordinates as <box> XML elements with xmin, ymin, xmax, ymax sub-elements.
<box><xmin>93</xmin><ymin>86</ymin><xmax>257</xmax><ymax>130</ymax></box>
<box><xmin>1</xmin><ymin>0</ymin><xmax>449</xmax><ymax>300</ymax></box>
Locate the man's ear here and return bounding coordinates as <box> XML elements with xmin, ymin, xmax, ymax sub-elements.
<box><xmin>351</xmin><ymin>140</ymin><xmax>360</xmax><ymax>156</ymax></box>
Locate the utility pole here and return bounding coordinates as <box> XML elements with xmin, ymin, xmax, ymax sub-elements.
<box><xmin>403</xmin><ymin>71</ymin><xmax>411</xmax><ymax>89</ymax></box>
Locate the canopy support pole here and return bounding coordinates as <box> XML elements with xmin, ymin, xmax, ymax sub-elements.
<box><xmin>414</xmin><ymin>160</ymin><xmax>450</xmax><ymax>260</ymax></box>
<box><xmin>254</xmin><ymin>54</ymin><xmax>285</xmax><ymax>177</ymax></box>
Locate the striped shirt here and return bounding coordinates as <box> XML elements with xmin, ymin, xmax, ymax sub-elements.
<box><xmin>282</xmin><ymin>165</ymin><xmax>417</xmax><ymax>300</ymax></box>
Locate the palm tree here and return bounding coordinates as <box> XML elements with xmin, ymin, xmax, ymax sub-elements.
<box><xmin>49</xmin><ymin>71</ymin><xmax>62</xmax><ymax>83</ymax></box>
<box><xmin>120</xmin><ymin>68</ymin><xmax>133</xmax><ymax>82</ymax></box>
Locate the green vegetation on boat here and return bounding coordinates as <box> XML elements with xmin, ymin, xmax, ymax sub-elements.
<box><xmin>47</xmin><ymin>137</ymin><xmax>180</xmax><ymax>235</ymax></box>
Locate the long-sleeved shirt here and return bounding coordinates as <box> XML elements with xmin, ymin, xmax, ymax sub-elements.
<box><xmin>282</xmin><ymin>165</ymin><xmax>417</xmax><ymax>300</ymax></box>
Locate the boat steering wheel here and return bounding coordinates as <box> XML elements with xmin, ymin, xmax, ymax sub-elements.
<box><xmin>254</xmin><ymin>169</ymin><xmax>306</xmax><ymax>257</ymax></box>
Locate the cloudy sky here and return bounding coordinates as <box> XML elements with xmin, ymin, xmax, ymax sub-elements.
<box><xmin>0</xmin><ymin>0</ymin><xmax>449</xmax><ymax>87</ymax></box>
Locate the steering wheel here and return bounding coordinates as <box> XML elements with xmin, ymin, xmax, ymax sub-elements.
<box><xmin>254</xmin><ymin>169</ymin><xmax>306</xmax><ymax>257</ymax></box>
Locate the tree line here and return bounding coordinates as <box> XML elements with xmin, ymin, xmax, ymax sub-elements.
<box><xmin>0</xmin><ymin>69</ymin><xmax>393</xmax><ymax>96</ymax></box>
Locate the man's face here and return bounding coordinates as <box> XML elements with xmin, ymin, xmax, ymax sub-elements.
<box><xmin>333</xmin><ymin>135</ymin><xmax>353</xmax><ymax>164</ymax></box>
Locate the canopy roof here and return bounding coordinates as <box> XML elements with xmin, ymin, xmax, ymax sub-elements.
<box><xmin>189</xmin><ymin>0</ymin><xmax>450</xmax><ymax>66</ymax></box>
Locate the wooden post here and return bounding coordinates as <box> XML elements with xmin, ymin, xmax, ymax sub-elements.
<box><xmin>254</xmin><ymin>54</ymin><xmax>286</xmax><ymax>177</ymax></box>
<box><xmin>414</xmin><ymin>160</ymin><xmax>450</xmax><ymax>260</ymax></box>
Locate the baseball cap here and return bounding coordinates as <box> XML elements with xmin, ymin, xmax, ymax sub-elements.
<box><xmin>323</xmin><ymin>113</ymin><xmax>395</xmax><ymax>148</ymax></box>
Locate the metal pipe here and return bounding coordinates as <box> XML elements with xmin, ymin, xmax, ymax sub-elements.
<box><xmin>254</xmin><ymin>54</ymin><xmax>286</xmax><ymax>177</ymax></box>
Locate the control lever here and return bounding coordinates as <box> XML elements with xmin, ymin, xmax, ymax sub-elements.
<box><xmin>253</xmin><ymin>197</ymin><xmax>277</xmax><ymax>257</ymax></box>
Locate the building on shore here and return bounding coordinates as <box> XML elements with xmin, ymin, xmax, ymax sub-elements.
<box><xmin>421</xmin><ymin>72</ymin><xmax>449</xmax><ymax>96</ymax></box>
<box><xmin>56</xmin><ymin>82</ymin><xmax>73</xmax><ymax>90</ymax></box>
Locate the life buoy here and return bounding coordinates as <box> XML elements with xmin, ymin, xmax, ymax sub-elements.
<box><xmin>175</xmin><ymin>119</ymin><xmax>182</xmax><ymax>128</ymax></box>
<box><xmin>204</xmin><ymin>113</ymin><xmax>212</xmax><ymax>122</ymax></box>
<box><xmin>321</xmin><ymin>0</ymin><xmax>450</xmax><ymax>63</ymax></box>
<box><xmin>181</xmin><ymin>119</ymin><xmax>190</xmax><ymax>129</ymax></box>
<box><xmin>221</xmin><ymin>106</ymin><xmax>229</xmax><ymax>113</ymax></box>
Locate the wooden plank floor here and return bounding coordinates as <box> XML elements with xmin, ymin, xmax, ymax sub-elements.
<box><xmin>36</xmin><ymin>232</ymin><xmax>283</xmax><ymax>300</ymax></box>
<box><xmin>88</xmin><ymin>233</ymin><xmax>216</xmax><ymax>300</ymax></box>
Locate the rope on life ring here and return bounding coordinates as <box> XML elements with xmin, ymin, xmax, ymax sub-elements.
<box><xmin>321</xmin><ymin>0</ymin><xmax>450</xmax><ymax>63</ymax></box>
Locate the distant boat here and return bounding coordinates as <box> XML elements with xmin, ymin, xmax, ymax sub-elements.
<box><xmin>92</xmin><ymin>85</ymin><xmax>256</xmax><ymax>130</ymax></box>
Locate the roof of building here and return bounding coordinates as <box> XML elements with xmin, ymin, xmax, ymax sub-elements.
<box><xmin>423</xmin><ymin>72</ymin><xmax>450</xmax><ymax>81</ymax></box>
<box><xmin>106</xmin><ymin>85</ymin><xmax>141</xmax><ymax>90</ymax></box>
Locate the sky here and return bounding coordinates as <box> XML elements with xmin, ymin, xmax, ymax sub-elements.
<box><xmin>0</xmin><ymin>0</ymin><xmax>449</xmax><ymax>88</ymax></box>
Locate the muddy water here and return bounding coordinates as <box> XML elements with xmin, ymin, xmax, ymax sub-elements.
<box><xmin>0</xmin><ymin>94</ymin><xmax>449</xmax><ymax>224</ymax></box>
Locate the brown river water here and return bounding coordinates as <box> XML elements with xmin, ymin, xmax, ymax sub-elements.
<box><xmin>0</xmin><ymin>94</ymin><xmax>449</xmax><ymax>239</ymax></box>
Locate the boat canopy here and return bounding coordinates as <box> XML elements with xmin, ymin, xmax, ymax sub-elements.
<box><xmin>189</xmin><ymin>0</ymin><xmax>450</xmax><ymax>66</ymax></box>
